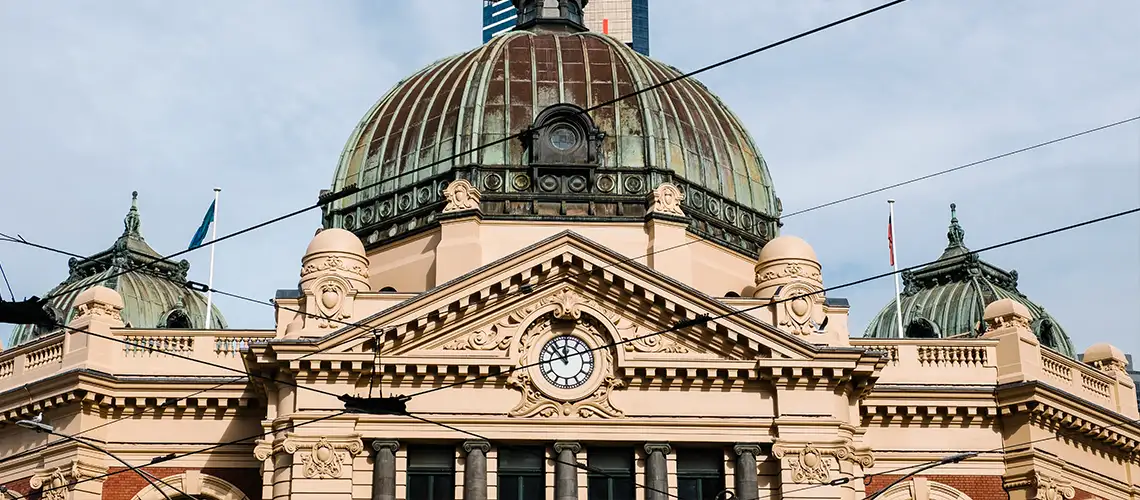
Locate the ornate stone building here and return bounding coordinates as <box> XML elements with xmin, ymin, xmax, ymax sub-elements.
<box><xmin>1</xmin><ymin>2</ymin><xmax>1137</xmax><ymax>499</ymax></box>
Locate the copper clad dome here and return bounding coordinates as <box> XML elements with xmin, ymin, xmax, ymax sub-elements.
<box><xmin>325</xmin><ymin>4</ymin><xmax>780</xmax><ymax>257</ymax></box>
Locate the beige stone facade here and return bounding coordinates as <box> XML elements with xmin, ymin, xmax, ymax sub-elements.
<box><xmin>2</xmin><ymin>2</ymin><xmax>1138</xmax><ymax>499</ymax></box>
<box><xmin>1</xmin><ymin>206</ymin><xmax>1138</xmax><ymax>499</ymax></box>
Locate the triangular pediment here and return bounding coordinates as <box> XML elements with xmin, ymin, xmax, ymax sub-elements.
<box><xmin>280</xmin><ymin>231</ymin><xmax>824</xmax><ymax>366</ymax></box>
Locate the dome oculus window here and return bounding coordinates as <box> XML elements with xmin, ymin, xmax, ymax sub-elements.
<box><xmin>548</xmin><ymin>124</ymin><xmax>580</xmax><ymax>151</ymax></box>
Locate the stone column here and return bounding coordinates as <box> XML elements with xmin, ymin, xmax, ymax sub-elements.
<box><xmin>554</xmin><ymin>442</ymin><xmax>581</xmax><ymax>500</ymax></box>
<box><xmin>733</xmin><ymin>444</ymin><xmax>762</xmax><ymax>500</ymax></box>
<box><xmin>644</xmin><ymin>443</ymin><xmax>672</xmax><ymax>500</ymax></box>
<box><xmin>463</xmin><ymin>440</ymin><xmax>492</xmax><ymax>500</ymax></box>
<box><xmin>371</xmin><ymin>440</ymin><xmax>399</xmax><ymax>500</ymax></box>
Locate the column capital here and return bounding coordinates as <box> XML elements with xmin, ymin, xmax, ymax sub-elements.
<box><xmin>733</xmin><ymin>443</ymin><xmax>763</xmax><ymax>457</ymax></box>
<box><xmin>372</xmin><ymin>439</ymin><xmax>400</xmax><ymax>453</ymax></box>
<box><xmin>463</xmin><ymin>440</ymin><xmax>492</xmax><ymax>454</ymax></box>
<box><xmin>644</xmin><ymin>442</ymin><xmax>672</xmax><ymax>455</ymax></box>
<box><xmin>554</xmin><ymin>441</ymin><xmax>581</xmax><ymax>454</ymax></box>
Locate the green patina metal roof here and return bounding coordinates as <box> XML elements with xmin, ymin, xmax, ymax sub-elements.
<box><xmin>8</xmin><ymin>192</ymin><xmax>226</xmax><ymax>346</ymax></box>
<box><xmin>864</xmin><ymin>204</ymin><xmax>1076</xmax><ymax>358</ymax></box>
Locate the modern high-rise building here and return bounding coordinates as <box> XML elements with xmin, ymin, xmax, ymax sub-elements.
<box><xmin>483</xmin><ymin>0</ymin><xmax>650</xmax><ymax>56</ymax></box>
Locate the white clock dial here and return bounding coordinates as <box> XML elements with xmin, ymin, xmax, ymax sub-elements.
<box><xmin>539</xmin><ymin>335</ymin><xmax>594</xmax><ymax>389</ymax></box>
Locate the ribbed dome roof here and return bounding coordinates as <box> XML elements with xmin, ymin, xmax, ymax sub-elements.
<box><xmin>8</xmin><ymin>192</ymin><xmax>227</xmax><ymax>347</ymax></box>
<box><xmin>863</xmin><ymin>204</ymin><xmax>1075</xmax><ymax>358</ymax></box>
<box><xmin>323</xmin><ymin>6</ymin><xmax>780</xmax><ymax>257</ymax></box>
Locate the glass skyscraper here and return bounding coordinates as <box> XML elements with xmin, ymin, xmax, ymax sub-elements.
<box><xmin>482</xmin><ymin>0</ymin><xmax>650</xmax><ymax>56</ymax></box>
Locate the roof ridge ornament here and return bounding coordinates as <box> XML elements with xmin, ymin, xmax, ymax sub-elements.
<box><xmin>946</xmin><ymin>203</ymin><xmax>965</xmax><ymax>249</ymax></box>
<box><xmin>123</xmin><ymin>191</ymin><xmax>143</xmax><ymax>240</ymax></box>
<box><xmin>511</xmin><ymin>0</ymin><xmax>589</xmax><ymax>33</ymax></box>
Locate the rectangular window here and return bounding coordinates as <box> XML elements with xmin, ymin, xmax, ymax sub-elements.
<box><xmin>587</xmin><ymin>448</ymin><xmax>635</xmax><ymax>500</ymax></box>
<box><xmin>497</xmin><ymin>447</ymin><xmax>546</xmax><ymax>500</ymax></box>
<box><xmin>676</xmin><ymin>448</ymin><xmax>725</xmax><ymax>500</ymax></box>
<box><xmin>407</xmin><ymin>446</ymin><xmax>456</xmax><ymax>500</ymax></box>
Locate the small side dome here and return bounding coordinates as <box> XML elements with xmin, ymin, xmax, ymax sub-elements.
<box><xmin>305</xmin><ymin>228</ymin><xmax>366</xmax><ymax>258</ymax></box>
<box><xmin>758</xmin><ymin>235</ymin><xmax>818</xmax><ymax>264</ymax></box>
<box><xmin>75</xmin><ymin>285</ymin><xmax>124</xmax><ymax>311</ymax></box>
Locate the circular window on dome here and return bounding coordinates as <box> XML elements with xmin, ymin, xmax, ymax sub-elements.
<box><xmin>548</xmin><ymin>124</ymin><xmax>580</xmax><ymax>151</ymax></box>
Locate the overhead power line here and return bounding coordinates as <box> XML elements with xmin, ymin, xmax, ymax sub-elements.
<box><xmin>20</xmin><ymin>206</ymin><xmax>1140</xmax><ymax>498</ymax></box>
<box><xmin>33</xmin><ymin>410</ymin><xmax>347</xmax><ymax>498</ymax></box>
<box><xmin>9</xmin><ymin>110</ymin><xmax>1132</xmax><ymax>366</ymax></box>
<box><xmin>402</xmin><ymin>205</ymin><xmax>1140</xmax><ymax>399</ymax></box>
<box><xmin>28</xmin><ymin>0</ymin><xmax>911</xmax><ymax>305</ymax></box>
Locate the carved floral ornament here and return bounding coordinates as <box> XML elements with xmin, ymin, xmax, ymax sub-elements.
<box><xmin>254</xmin><ymin>434</ymin><xmax>365</xmax><ymax>479</ymax></box>
<box><xmin>647</xmin><ymin>182</ymin><xmax>685</xmax><ymax>217</ymax></box>
<box><xmin>443</xmin><ymin>286</ymin><xmax>687</xmax><ymax>354</ymax></box>
<box><xmin>311</xmin><ymin>275</ymin><xmax>355</xmax><ymax>329</ymax></box>
<box><xmin>442</xmin><ymin>179</ymin><xmax>482</xmax><ymax>213</ymax></box>
<box><xmin>301</xmin><ymin>254</ymin><xmax>369</xmax><ymax>280</ymax></box>
<box><xmin>75</xmin><ymin>301</ymin><xmax>123</xmax><ymax>322</ymax></box>
<box><xmin>30</xmin><ymin>460</ymin><xmax>104</xmax><ymax>500</ymax></box>
<box><xmin>772</xmin><ymin>282</ymin><xmax>826</xmax><ymax>336</ymax></box>
<box><xmin>771</xmin><ymin>442</ymin><xmax>874</xmax><ymax>484</ymax></box>
<box><xmin>1032</xmin><ymin>472</ymin><xmax>1076</xmax><ymax>500</ymax></box>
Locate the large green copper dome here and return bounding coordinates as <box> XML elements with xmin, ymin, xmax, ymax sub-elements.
<box><xmin>864</xmin><ymin>204</ymin><xmax>1076</xmax><ymax>358</ymax></box>
<box><xmin>322</xmin><ymin>4</ymin><xmax>780</xmax><ymax>257</ymax></box>
<box><xmin>8</xmin><ymin>192</ymin><xmax>227</xmax><ymax>347</ymax></box>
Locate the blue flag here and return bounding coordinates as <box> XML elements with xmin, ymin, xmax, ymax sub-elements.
<box><xmin>188</xmin><ymin>200</ymin><xmax>216</xmax><ymax>249</ymax></box>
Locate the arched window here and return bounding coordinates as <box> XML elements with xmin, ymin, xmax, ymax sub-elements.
<box><xmin>904</xmin><ymin>318</ymin><xmax>939</xmax><ymax>339</ymax></box>
<box><xmin>162</xmin><ymin>309</ymin><xmax>191</xmax><ymax>329</ymax></box>
<box><xmin>131</xmin><ymin>472</ymin><xmax>250</xmax><ymax>500</ymax></box>
<box><xmin>379</xmin><ymin>286</ymin><xmax>398</xmax><ymax>293</ymax></box>
<box><xmin>525</xmin><ymin>103</ymin><xmax>603</xmax><ymax>166</ymax></box>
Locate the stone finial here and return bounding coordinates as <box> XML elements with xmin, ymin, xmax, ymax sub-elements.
<box><xmin>1084</xmin><ymin>343</ymin><xmax>1129</xmax><ymax>376</ymax></box>
<box><xmin>442</xmin><ymin>179</ymin><xmax>482</xmax><ymax>214</ymax></box>
<box><xmin>646</xmin><ymin>182</ymin><xmax>686</xmax><ymax>217</ymax></box>
<box><xmin>752</xmin><ymin>235</ymin><xmax>826</xmax><ymax>336</ymax></box>
<box><xmin>983</xmin><ymin>298</ymin><xmax>1032</xmax><ymax>332</ymax></box>
<box><xmin>70</xmin><ymin>285</ymin><xmax>124</xmax><ymax>327</ymax></box>
<box><xmin>122</xmin><ymin>191</ymin><xmax>143</xmax><ymax>239</ymax></box>
<box><xmin>298</xmin><ymin>228</ymin><xmax>370</xmax><ymax>332</ymax></box>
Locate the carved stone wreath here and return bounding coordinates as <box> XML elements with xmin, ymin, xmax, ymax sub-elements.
<box><xmin>507</xmin><ymin>305</ymin><xmax>624</xmax><ymax>419</ymax></box>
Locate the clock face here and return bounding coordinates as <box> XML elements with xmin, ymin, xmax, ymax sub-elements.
<box><xmin>539</xmin><ymin>335</ymin><xmax>594</xmax><ymax>389</ymax></box>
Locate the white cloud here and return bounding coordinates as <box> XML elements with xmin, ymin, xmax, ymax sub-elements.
<box><xmin>1</xmin><ymin>0</ymin><xmax>1137</xmax><ymax>357</ymax></box>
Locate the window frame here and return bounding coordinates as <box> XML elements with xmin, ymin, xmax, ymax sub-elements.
<box><xmin>675</xmin><ymin>448</ymin><xmax>726</xmax><ymax>500</ymax></box>
<box><xmin>497</xmin><ymin>446</ymin><xmax>546</xmax><ymax>500</ymax></box>
<box><xmin>406</xmin><ymin>445</ymin><xmax>457</xmax><ymax>500</ymax></box>
<box><xmin>587</xmin><ymin>447</ymin><xmax>636</xmax><ymax>500</ymax></box>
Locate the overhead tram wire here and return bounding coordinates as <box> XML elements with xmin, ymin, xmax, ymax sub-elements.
<box><xmin>7</xmin><ymin>205</ymin><xmax>1139</xmax><ymax>407</ymax></box>
<box><xmin>33</xmin><ymin>410</ymin><xmax>348</xmax><ymax>498</ymax></box>
<box><xmin>403</xmin><ymin>205</ymin><xmax>1140</xmax><ymax>399</ymax></box>
<box><xmin>7</xmin><ymin>110</ymin><xmax>1134</xmax><ymax>367</ymax></box>
<box><xmin>29</xmin><ymin>0</ymin><xmax>911</xmax><ymax>306</ymax></box>
<box><xmin>8</xmin><ymin>109</ymin><xmax>1121</xmax><ymax>365</ymax></box>
<box><xmin>26</xmin><ymin>208</ymin><xmax>1140</xmax><ymax>498</ymax></box>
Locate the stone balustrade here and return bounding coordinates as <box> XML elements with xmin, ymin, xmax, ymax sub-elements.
<box><xmin>0</xmin><ymin>327</ymin><xmax>275</xmax><ymax>389</ymax></box>
<box><xmin>850</xmin><ymin>338</ymin><xmax>998</xmax><ymax>385</ymax></box>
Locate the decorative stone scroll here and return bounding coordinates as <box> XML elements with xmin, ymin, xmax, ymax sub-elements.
<box><xmin>442</xmin><ymin>179</ymin><xmax>482</xmax><ymax>213</ymax></box>
<box><xmin>30</xmin><ymin>460</ymin><xmax>105</xmax><ymax>500</ymax></box>
<box><xmin>300</xmin><ymin>254</ymin><xmax>369</xmax><ymax>280</ymax></box>
<box><xmin>1033</xmin><ymin>472</ymin><xmax>1075</xmax><ymax>500</ymax></box>
<box><xmin>771</xmin><ymin>442</ymin><xmax>874</xmax><ymax>484</ymax></box>
<box><xmin>647</xmin><ymin>182</ymin><xmax>686</xmax><ymax>217</ymax></box>
<box><xmin>255</xmin><ymin>434</ymin><xmax>366</xmax><ymax>479</ymax></box>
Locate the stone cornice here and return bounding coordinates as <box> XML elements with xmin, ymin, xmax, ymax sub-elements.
<box><xmin>997</xmin><ymin>381</ymin><xmax>1140</xmax><ymax>457</ymax></box>
<box><xmin>0</xmin><ymin>372</ymin><xmax>258</xmax><ymax>426</ymax></box>
<box><xmin>249</xmin><ymin>231</ymin><xmax>827</xmax><ymax>363</ymax></box>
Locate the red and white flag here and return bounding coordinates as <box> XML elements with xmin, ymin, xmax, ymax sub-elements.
<box><xmin>888</xmin><ymin>213</ymin><xmax>896</xmax><ymax>266</ymax></box>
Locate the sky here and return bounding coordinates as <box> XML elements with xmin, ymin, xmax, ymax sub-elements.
<box><xmin>0</xmin><ymin>1</ymin><xmax>1137</xmax><ymax>356</ymax></box>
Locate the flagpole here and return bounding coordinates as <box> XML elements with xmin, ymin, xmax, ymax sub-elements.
<box><xmin>888</xmin><ymin>199</ymin><xmax>905</xmax><ymax>337</ymax></box>
<box><xmin>205</xmin><ymin>188</ymin><xmax>220</xmax><ymax>328</ymax></box>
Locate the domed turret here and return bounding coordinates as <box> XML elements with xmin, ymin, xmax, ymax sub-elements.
<box><xmin>323</xmin><ymin>0</ymin><xmax>780</xmax><ymax>258</ymax></box>
<box><xmin>864</xmin><ymin>204</ymin><xmax>1075</xmax><ymax>358</ymax></box>
<box><xmin>8</xmin><ymin>192</ymin><xmax>227</xmax><ymax>346</ymax></box>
